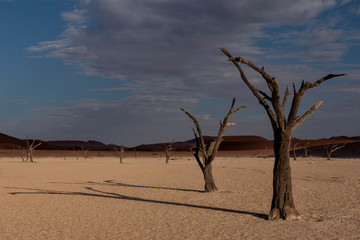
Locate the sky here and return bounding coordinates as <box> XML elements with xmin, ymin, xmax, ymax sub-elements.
<box><xmin>0</xmin><ymin>0</ymin><xmax>359</xmax><ymax>147</ymax></box>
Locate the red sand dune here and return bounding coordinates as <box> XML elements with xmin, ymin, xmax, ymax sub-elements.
<box><xmin>0</xmin><ymin>132</ymin><xmax>359</xmax><ymax>157</ymax></box>
<box><xmin>0</xmin><ymin>133</ymin><xmax>60</xmax><ymax>150</ymax></box>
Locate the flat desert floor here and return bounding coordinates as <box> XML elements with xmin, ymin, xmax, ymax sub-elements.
<box><xmin>1</xmin><ymin>155</ymin><xmax>359</xmax><ymax>239</ymax></box>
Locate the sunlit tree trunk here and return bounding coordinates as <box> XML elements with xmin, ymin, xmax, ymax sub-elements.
<box><xmin>269</xmin><ymin>129</ymin><xmax>299</xmax><ymax>220</ymax></box>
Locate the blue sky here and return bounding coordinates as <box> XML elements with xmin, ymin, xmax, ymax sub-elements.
<box><xmin>0</xmin><ymin>0</ymin><xmax>359</xmax><ymax>147</ymax></box>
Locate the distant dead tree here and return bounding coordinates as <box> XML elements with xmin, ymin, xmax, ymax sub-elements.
<box><xmin>323</xmin><ymin>142</ymin><xmax>346</xmax><ymax>160</ymax></box>
<box><xmin>164</xmin><ymin>139</ymin><xmax>175</xmax><ymax>164</ymax></box>
<box><xmin>300</xmin><ymin>137</ymin><xmax>311</xmax><ymax>158</ymax></box>
<box><xmin>290</xmin><ymin>137</ymin><xmax>301</xmax><ymax>161</ymax></box>
<box><xmin>113</xmin><ymin>145</ymin><xmax>126</xmax><ymax>164</ymax></box>
<box><xmin>81</xmin><ymin>146</ymin><xmax>89</xmax><ymax>160</ymax></box>
<box><xmin>221</xmin><ymin>48</ymin><xmax>345</xmax><ymax>220</ymax></box>
<box><xmin>22</xmin><ymin>138</ymin><xmax>42</xmax><ymax>163</ymax></box>
<box><xmin>181</xmin><ymin>97</ymin><xmax>245</xmax><ymax>192</ymax></box>
<box><xmin>18</xmin><ymin>145</ymin><xmax>26</xmax><ymax>162</ymax></box>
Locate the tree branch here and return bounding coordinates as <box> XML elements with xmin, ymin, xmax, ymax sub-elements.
<box><xmin>309</xmin><ymin>74</ymin><xmax>346</xmax><ymax>88</ymax></box>
<box><xmin>220</xmin><ymin>48</ymin><xmax>278</xmax><ymax>128</ymax></box>
<box><xmin>294</xmin><ymin>101</ymin><xmax>323</xmax><ymax>130</ymax></box>
<box><xmin>330</xmin><ymin>143</ymin><xmax>346</xmax><ymax>153</ymax></box>
<box><xmin>288</xmin><ymin>74</ymin><xmax>345</xmax><ymax>128</ymax></box>
<box><xmin>231</xmin><ymin>56</ymin><xmax>275</xmax><ymax>85</ymax></box>
<box><xmin>281</xmin><ymin>87</ymin><xmax>291</xmax><ymax>110</ymax></box>
<box><xmin>209</xmin><ymin>97</ymin><xmax>245</xmax><ymax>162</ymax></box>
<box><xmin>192</xmin><ymin>129</ymin><xmax>204</xmax><ymax>173</ymax></box>
<box><xmin>258</xmin><ymin>90</ymin><xmax>272</xmax><ymax>101</ymax></box>
<box><xmin>180</xmin><ymin>108</ymin><xmax>207</xmax><ymax>156</ymax></box>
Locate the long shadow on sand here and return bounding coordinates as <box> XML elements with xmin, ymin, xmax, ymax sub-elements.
<box><xmin>50</xmin><ymin>180</ymin><xmax>202</xmax><ymax>193</ymax></box>
<box><xmin>7</xmin><ymin>186</ymin><xmax>268</xmax><ymax>220</ymax></box>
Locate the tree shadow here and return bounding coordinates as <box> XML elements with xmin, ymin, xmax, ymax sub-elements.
<box><xmin>50</xmin><ymin>180</ymin><xmax>203</xmax><ymax>193</ymax></box>
<box><xmin>6</xmin><ymin>186</ymin><xmax>268</xmax><ymax>220</ymax></box>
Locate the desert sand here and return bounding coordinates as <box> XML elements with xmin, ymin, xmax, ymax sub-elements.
<box><xmin>1</xmin><ymin>153</ymin><xmax>359</xmax><ymax>239</ymax></box>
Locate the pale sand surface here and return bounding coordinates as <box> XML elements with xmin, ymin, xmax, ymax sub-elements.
<box><xmin>1</xmin><ymin>155</ymin><xmax>359</xmax><ymax>239</ymax></box>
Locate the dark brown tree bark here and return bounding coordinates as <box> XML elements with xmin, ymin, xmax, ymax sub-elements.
<box><xmin>181</xmin><ymin>98</ymin><xmax>245</xmax><ymax>192</ymax></box>
<box><xmin>203</xmin><ymin>162</ymin><xmax>217</xmax><ymax>192</ymax></box>
<box><xmin>220</xmin><ymin>48</ymin><xmax>345</xmax><ymax>220</ymax></box>
<box><xmin>270</xmin><ymin>129</ymin><xmax>299</xmax><ymax>220</ymax></box>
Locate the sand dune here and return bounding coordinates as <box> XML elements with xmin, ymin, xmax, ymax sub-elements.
<box><xmin>1</xmin><ymin>155</ymin><xmax>359</xmax><ymax>239</ymax></box>
<box><xmin>1</xmin><ymin>132</ymin><xmax>359</xmax><ymax>156</ymax></box>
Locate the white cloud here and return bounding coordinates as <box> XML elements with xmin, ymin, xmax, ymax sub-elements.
<box><xmin>23</xmin><ymin>0</ymin><xmax>359</xmax><ymax>143</ymax></box>
<box><xmin>196</xmin><ymin>114</ymin><xmax>213</xmax><ymax>121</ymax></box>
<box><xmin>27</xmin><ymin>40</ymin><xmax>70</xmax><ymax>53</ymax></box>
<box><xmin>29</xmin><ymin>0</ymin><xmax>340</xmax><ymax>78</ymax></box>
<box><xmin>27</xmin><ymin>0</ymin><xmax>344</xmax><ymax>99</ymax></box>
<box><xmin>61</xmin><ymin>9</ymin><xmax>87</xmax><ymax>23</ymax></box>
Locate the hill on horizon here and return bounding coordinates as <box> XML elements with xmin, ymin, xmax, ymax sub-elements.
<box><xmin>0</xmin><ymin>132</ymin><xmax>359</xmax><ymax>157</ymax></box>
<box><xmin>0</xmin><ymin>133</ymin><xmax>61</xmax><ymax>150</ymax></box>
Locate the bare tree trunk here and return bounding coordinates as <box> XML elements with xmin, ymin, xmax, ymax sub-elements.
<box><xmin>269</xmin><ymin>130</ymin><xmax>299</xmax><ymax>220</ymax></box>
<box><xmin>165</xmin><ymin>151</ymin><xmax>170</xmax><ymax>164</ymax></box>
<box><xmin>293</xmin><ymin>150</ymin><xmax>297</xmax><ymax>160</ymax></box>
<box><xmin>81</xmin><ymin>146</ymin><xmax>89</xmax><ymax>160</ymax></box>
<box><xmin>164</xmin><ymin>139</ymin><xmax>175</xmax><ymax>164</ymax></box>
<box><xmin>119</xmin><ymin>151</ymin><xmax>123</xmax><ymax>164</ymax></box>
<box><xmin>203</xmin><ymin>162</ymin><xmax>218</xmax><ymax>192</ymax></box>
<box><xmin>28</xmin><ymin>149</ymin><xmax>34</xmax><ymax>163</ymax></box>
<box><xmin>120</xmin><ymin>147</ymin><xmax>125</xmax><ymax>164</ymax></box>
<box><xmin>291</xmin><ymin>138</ymin><xmax>300</xmax><ymax>161</ymax></box>
<box><xmin>292</xmin><ymin>144</ymin><xmax>297</xmax><ymax>161</ymax></box>
<box><xmin>18</xmin><ymin>146</ymin><xmax>26</xmax><ymax>162</ymax></box>
<box><xmin>300</xmin><ymin>138</ymin><xmax>310</xmax><ymax>158</ymax></box>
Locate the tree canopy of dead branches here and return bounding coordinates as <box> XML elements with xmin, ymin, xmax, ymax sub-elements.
<box><xmin>220</xmin><ymin>47</ymin><xmax>345</xmax><ymax>220</ymax></box>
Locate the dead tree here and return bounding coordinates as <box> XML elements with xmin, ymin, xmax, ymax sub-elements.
<box><xmin>24</xmin><ymin>138</ymin><xmax>42</xmax><ymax>163</ymax></box>
<box><xmin>300</xmin><ymin>137</ymin><xmax>311</xmax><ymax>158</ymax></box>
<box><xmin>113</xmin><ymin>145</ymin><xmax>126</xmax><ymax>164</ymax></box>
<box><xmin>81</xmin><ymin>146</ymin><xmax>89</xmax><ymax>160</ymax></box>
<box><xmin>290</xmin><ymin>137</ymin><xmax>300</xmax><ymax>161</ymax></box>
<box><xmin>181</xmin><ymin>97</ymin><xmax>245</xmax><ymax>192</ymax></box>
<box><xmin>18</xmin><ymin>145</ymin><xmax>26</xmax><ymax>162</ymax></box>
<box><xmin>221</xmin><ymin>48</ymin><xmax>345</xmax><ymax>220</ymax></box>
<box><xmin>164</xmin><ymin>139</ymin><xmax>175</xmax><ymax>164</ymax></box>
<box><xmin>323</xmin><ymin>143</ymin><xmax>346</xmax><ymax>160</ymax></box>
